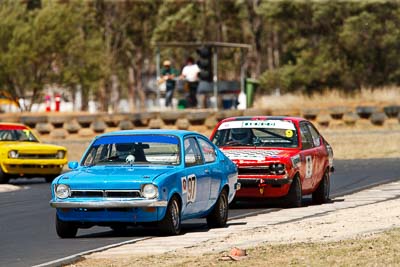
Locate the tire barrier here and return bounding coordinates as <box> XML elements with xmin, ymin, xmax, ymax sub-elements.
<box><xmin>302</xmin><ymin>108</ymin><xmax>320</xmax><ymax>121</ymax></box>
<box><xmin>64</xmin><ymin>120</ymin><xmax>81</xmax><ymax>134</ymax></box>
<box><xmin>91</xmin><ymin>120</ymin><xmax>107</xmax><ymax>133</ymax></box>
<box><xmin>329</xmin><ymin>106</ymin><xmax>350</xmax><ymax>120</ymax></box>
<box><xmin>370</xmin><ymin>112</ymin><xmax>387</xmax><ymax>126</ymax></box>
<box><xmin>159</xmin><ymin>111</ymin><xmax>185</xmax><ymax>125</ymax></box>
<box><xmin>0</xmin><ymin>105</ymin><xmax>399</xmax><ymax>139</ymax></box>
<box><xmin>48</xmin><ymin>115</ymin><xmax>70</xmax><ymax>128</ymax></box>
<box><xmin>76</xmin><ymin>114</ymin><xmax>97</xmax><ymax>128</ymax></box>
<box><xmin>215</xmin><ymin>110</ymin><xmax>243</xmax><ymax>121</ymax></box>
<box><xmin>148</xmin><ymin>118</ymin><xmax>163</xmax><ymax>129</ymax></box>
<box><xmin>176</xmin><ymin>118</ymin><xmax>190</xmax><ymax>130</ymax></box>
<box><xmin>316</xmin><ymin>114</ymin><xmax>331</xmax><ymax>127</ymax></box>
<box><xmin>104</xmin><ymin>114</ymin><xmax>124</xmax><ymax>127</ymax></box>
<box><xmin>36</xmin><ymin>122</ymin><xmax>52</xmax><ymax>135</ymax></box>
<box><xmin>383</xmin><ymin>105</ymin><xmax>400</xmax><ymax>118</ymax></box>
<box><xmin>129</xmin><ymin>112</ymin><xmax>157</xmax><ymax>127</ymax></box>
<box><xmin>342</xmin><ymin>112</ymin><xmax>360</xmax><ymax>126</ymax></box>
<box><xmin>50</xmin><ymin>128</ymin><xmax>68</xmax><ymax>139</ymax></box>
<box><xmin>118</xmin><ymin>120</ymin><xmax>134</xmax><ymax>130</ymax></box>
<box><xmin>20</xmin><ymin>115</ymin><xmax>47</xmax><ymax>128</ymax></box>
<box><xmin>356</xmin><ymin>106</ymin><xmax>376</xmax><ymax>119</ymax></box>
<box><xmin>186</xmin><ymin>111</ymin><xmax>210</xmax><ymax>125</ymax></box>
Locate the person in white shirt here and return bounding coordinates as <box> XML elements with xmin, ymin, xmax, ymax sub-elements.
<box><xmin>181</xmin><ymin>57</ymin><xmax>200</xmax><ymax>108</ymax></box>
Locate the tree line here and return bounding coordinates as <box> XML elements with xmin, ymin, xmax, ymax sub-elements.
<box><xmin>1</xmin><ymin>0</ymin><xmax>399</xmax><ymax>112</ymax></box>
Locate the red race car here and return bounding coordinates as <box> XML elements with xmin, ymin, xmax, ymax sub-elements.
<box><xmin>210</xmin><ymin>116</ymin><xmax>334</xmax><ymax>207</ymax></box>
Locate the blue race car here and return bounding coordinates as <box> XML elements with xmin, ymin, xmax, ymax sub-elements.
<box><xmin>50</xmin><ymin>130</ymin><xmax>239</xmax><ymax>238</ymax></box>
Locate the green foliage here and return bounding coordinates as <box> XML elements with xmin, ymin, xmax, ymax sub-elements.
<box><xmin>258</xmin><ymin>1</ymin><xmax>400</xmax><ymax>93</ymax></box>
<box><xmin>0</xmin><ymin>0</ymin><xmax>104</xmax><ymax>111</ymax></box>
<box><xmin>2</xmin><ymin>1</ymin><xmax>400</xmax><ymax>111</ymax></box>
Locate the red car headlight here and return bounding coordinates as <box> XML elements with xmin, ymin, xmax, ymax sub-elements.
<box><xmin>270</xmin><ymin>163</ymin><xmax>285</xmax><ymax>175</ymax></box>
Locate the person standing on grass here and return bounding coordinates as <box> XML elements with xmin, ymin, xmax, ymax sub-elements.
<box><xmin>181</xmin><ymin>57</ymin><xmax>200</xmax><ymax>108</ymax></box>
<box><xmin>160</xmin><ymin>60</ymin><xmax>179</xmax><ymax>108</ymax></box>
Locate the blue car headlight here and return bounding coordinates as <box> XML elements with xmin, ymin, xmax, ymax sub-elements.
<box><xmin>55</xmin><ymin>184</ymin><xmax>70</xmax><ymax>199</ymax></box>
<box><xmin>141</xmin><ymin>184</ymin><xmax>158</xmax><ymax>199</ymax></box>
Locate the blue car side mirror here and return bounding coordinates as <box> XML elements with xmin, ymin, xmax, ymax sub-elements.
<box><xmin>68</xmin><ymin>161</ymin><xmax>79</xmax><ymax>169</ymax></box>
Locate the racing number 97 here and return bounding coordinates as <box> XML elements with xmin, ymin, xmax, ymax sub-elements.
<box><xmin>187</xmin><ymin>174</ymin><xmax>197</xmax><ymax>203</ymax></box>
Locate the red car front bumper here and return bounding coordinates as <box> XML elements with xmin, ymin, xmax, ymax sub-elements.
<box><xmin>235</xmin><ymin>177</ymin><xmax>292</xmax><ymax>198</ymax></box>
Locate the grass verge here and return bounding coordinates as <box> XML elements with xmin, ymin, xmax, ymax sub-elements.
<box><xmin>254</xmin><ymin>87</ymin><xmax>400</xmax><ymax>110</ymax></box>
<box><xmin>71</xmin><ymin>228</ymin><xmax>400</xmax><ymax>267</ymax></box>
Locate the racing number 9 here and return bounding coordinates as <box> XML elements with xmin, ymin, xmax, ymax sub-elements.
<box><xmin>187</xmin><ymin>174</ymin><xmax>197</xmax><ymax>203</ymax></box>
<box><xmin>305</xmin><ymin>155</ymin><xmax>313</xmax><ymax>179</ymax></box>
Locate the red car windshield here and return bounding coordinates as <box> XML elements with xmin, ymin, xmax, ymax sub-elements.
<box><xmin>212</xmin><ymin>120</ymin><xmax>299</xmax><ymax>148</ymax></box>
<box><xmin>0</xmin><ymin>129</ymin><xmax>39</xmax><ymax>142</ymax></box>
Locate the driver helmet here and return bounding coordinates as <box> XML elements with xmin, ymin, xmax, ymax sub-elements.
<box><xmin>231</xmin><ymin>128</ymin><xmax>251</xmax><ymax>144</ymax></box>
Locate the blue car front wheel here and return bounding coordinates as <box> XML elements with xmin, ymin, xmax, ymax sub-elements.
<box><xmin>159</xmin><ymin>196</ymin><xmax>181</xmax><ymax>235</ymax></box>
<box><xmin>56</xmin><ymin>215</ymin><xmax>78</xmax><ymax>238</ymax></box>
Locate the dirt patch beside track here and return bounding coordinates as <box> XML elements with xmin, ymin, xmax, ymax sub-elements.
<box><xmin>70</xmin><ymin>182</ymin><xmax>400</xmax><ymax>267</ymax></box>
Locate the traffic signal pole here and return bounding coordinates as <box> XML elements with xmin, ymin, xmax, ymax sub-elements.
<box><xmin>213</xmin><ymin>47</ymin><xmax>218</xmax><ymax>110</ymax></box>
<box><xmin>238</xmin><ymin>48</ymin><xmax>247</xmax><ymax>110</ymax></box>
<box><xmin>156</xmin><ymin>47</ymin><xmax>161</xmax><ymax>108</ymax></box>
<box><xmin>155</xmin><ymin>42</ymin><xmax>251</xmax><ymax>110</ymax></box>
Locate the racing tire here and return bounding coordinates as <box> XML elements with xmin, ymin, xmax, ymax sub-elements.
<box><xmin>0</xmin><ymin>168</ymin><xmax>9</xmax><ymax>184</ymax></box>
<box><xmin>312</xmin><ymin>171</ymin><xmax>330</xmax><ymax>204</ymax></box>
<box><xmin>56</xmin><ymin>215</ymin><xmax>78</xmax><ymax>238</ymax></box>
<box><xmin>159</xmin><ymin>196</ymin><xmax>181</xmax><ymax>235</ymax></box>
<box><xmin>285</xmin><ymin>176</ymin><xmax>302</xmax><ymax>208</ymax></box>
<box><xmin>206</xmin><ymin>189</ymin><xmax>228</xmax><ymax>228</ymax></box>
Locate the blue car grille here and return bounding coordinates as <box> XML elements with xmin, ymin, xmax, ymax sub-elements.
<box><xmin>73</xmin><ymin>208</ymin><xmax>132</xmax><ymax>212</ymax></box>
<box><xmin>70</xmin><ymin>190</ymin><xmax>141</xmax><ymax>198</ymax></box>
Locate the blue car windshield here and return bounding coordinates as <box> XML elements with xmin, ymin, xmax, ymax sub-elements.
<box><xmin>82</xmin><ymin>135</ymin><xmax>180</xmax><ymax>166</ymax></box>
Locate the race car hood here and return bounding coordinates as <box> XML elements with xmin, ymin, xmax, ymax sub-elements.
<box><xmin>0</xmin><ymin>141</ymin><xmax>66</xmax><ymax>152</ymax></box>
<box><xmin>220</xmin><ymin>148</ymin><xmax>299</xmax><ymax>163</ymax></box>
<box><xmin>56</xmin><ymin>166</ymin><xmax>174</xmax><ymax>190</ymax></box>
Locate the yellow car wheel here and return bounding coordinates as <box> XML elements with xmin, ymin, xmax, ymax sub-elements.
<box><xmin>0</xmin><ymin>168</ymin><xmax>9</xmax><ymax>184</ymax></box>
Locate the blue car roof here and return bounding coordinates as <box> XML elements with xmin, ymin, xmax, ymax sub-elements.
<box><xmin>97</xmin><ymin>129</ymin><xmax>198</xmax><ymax>139</ymax></box>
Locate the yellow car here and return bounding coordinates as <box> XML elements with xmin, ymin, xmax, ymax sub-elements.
<box><xmin>0</xmin><ymin>123</ymin><xmax>67</xmax><ymax>183</ymax></box>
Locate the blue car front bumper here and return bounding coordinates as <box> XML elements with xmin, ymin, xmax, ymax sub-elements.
<box><xmin>50</xmin><ymin>198</ymin><xmax>167</xmax><ymax>208</ymax></box>
<box><xmin>51</xmin><ymin>198</ymin><xmax>168</xmax><ymax>223</ymax></box>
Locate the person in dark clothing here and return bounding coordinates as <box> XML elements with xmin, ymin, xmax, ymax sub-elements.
<box><xmin>160</xmin><ymin>60</ymin><xmax>179</xmax><ymax>108</ymax></box>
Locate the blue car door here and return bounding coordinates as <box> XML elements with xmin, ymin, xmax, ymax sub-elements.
<box><xmin>182</xmin><ymin>137</ymin><xmax>210</xmax><ymax>215</ymax></box>
<box><xmin>197</xmin><ymin>137</ymin><xmax>220</xmax><ymax>208</ymax></box>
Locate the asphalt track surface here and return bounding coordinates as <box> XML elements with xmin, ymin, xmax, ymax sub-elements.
<box><xmin>0</xmin><ymin>158</ymin><xmax>399</xmax><ymax>267</ymax></box>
